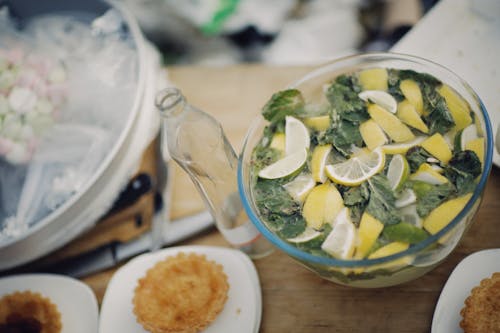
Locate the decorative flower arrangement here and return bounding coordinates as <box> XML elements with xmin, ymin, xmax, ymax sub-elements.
<box><xmin>0</xmin><ymin>47</ymin><xmax>67</xmax><ymax>164</ymax></box>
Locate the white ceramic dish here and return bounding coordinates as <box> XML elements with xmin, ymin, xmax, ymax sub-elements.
<box><xmin>0</xmin><ymin>273</ymin><xmax>99</xmax><ymax>333</ymax></box>
<box><xmin>432</xmin><ymin>248</ymin><xmax>500</xmax><ymax>332</ymax></box>
<box><xmin>99</xmin><ymin>245</ymin><xmax>262</xmax><ymax>333</ymax></box>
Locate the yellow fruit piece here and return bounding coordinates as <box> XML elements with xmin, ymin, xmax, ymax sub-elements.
<box><xmin>368</xmin><ymin>242</ymin><xmax>410</xmax><ymax>259</ymax></box>
<box><xmin>355</xmin><ymin>213</ymin><xmax>384</xmax><ymax>259</ymax></box>
<box><xmin>465</xmin><ymin>137</ymin><xmax>485</xmax><ymax>163</ymax></box>
<box><xmin>325</xmin><ymin>147</ymin><xmax>385</xmax><ymax>186</ymax></box>
<box><xmin>359</xmin><ymin>68</ymin><xmax>388</xmax><ymax>91</ymax></box>
<box><xmin>270</xmin><ymin>133</ymin><xmax>285</xmax><ymax>153</ymax></box>
<box><xmin>359</xmin><ymin>119</ymin><xmax>388</xmax><ymax>150</ymax></box>
<box><xmin>382</xmin><ymin>136</ymin><xmax>426</xmax><ymax>154</ymax></box>
<box><xmin>303</xmin><ymin>115</ymin><xmax>330</xmax><ymax>132</ymax></box>
<box><xmin>283</xmin><ymin>174</ymin><xmax>316</xmax><ymax>202</ymax></box>
<box><xmin>321</xmin><ymin>208</ymin><xmax>356</xmax><ymax>259</ymax></box>
<box><xmin>397</xmin><ymin>100</ymin><xmax>429</xmax><ymax>133</ymax></box>
<box><xmin>400</xmin><ymin>79</ymin><xmax>423</xmax><ymax>115</ymax></box>
<box><xmin>368</xmin><ymin>104</ymin><xmax>415</xmax><ymax>142</ymax></box>
<box><xmin>420</xmin><ymin>133</ymin><xmax>452</xmax><ymax>163</ymax></box>
<box><xmin>311</xmin><ymin>144</ymin><xmax>332</xmax><ymax>183</ymax></box>
<box><xmin>410</xmin><ymin>163</ymin><xmax>449</xmax><ymax>185</ymax></box>
<box><xmin>438</xmin><ymin>84</ymin><xmax>472</xmax><ymax>131</ymax></box>
<box><xmin>302</xmin><ymin>183</ymin><xmax>344</xmax><ymax>229</ymax></box>
<box><xmin>423</xmin><ymin>193</ymin><xmax>473</xmax><ymax>235</ymax></box>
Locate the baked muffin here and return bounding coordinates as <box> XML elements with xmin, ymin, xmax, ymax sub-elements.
<box><xmin>133</xmin><ymin>252</ymin><xmax>229</xmax><ymax>333</ymax></box>
<box><xmin>460</xmin><ymin>272</ymin><xmax>500</xmax><ymax>333</ymax></box>
<box><xmin>0</xmin><ymin>291</ymin><xmax>62</xmax><ymax>333</ymax></box>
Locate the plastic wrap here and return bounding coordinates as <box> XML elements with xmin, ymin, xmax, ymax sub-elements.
<box><xmin>0</xmin><ymin>8</ymin><xmax>139</xmax><ymax>240</ymax></box>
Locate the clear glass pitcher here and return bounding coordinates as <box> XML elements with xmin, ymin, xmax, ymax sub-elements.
<box><xmin>155</xmin><ymin>87</ymin><xmax>273</xmax><ymax>258</ymax></box>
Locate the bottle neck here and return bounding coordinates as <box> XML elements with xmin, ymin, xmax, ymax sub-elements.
<box><xmin>155</xmin><ymin>87</ymin><xmax>186</xmax><ymax>118</ymax></box>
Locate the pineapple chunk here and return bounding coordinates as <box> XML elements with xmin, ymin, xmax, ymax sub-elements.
<box><xmin>355</xmin><ymin>213</ymin><xmax>384</xmax><ymax>259</ymax></box>
<box><xmin>359</xmin><ymin>68</ymin><xmax>388</xmax><ymax>91</ymax></box>
<box><xmin>465</xmin><ymin>137</ymin><xmax>485</xmax><ymax>163</ymax></box>
<box><xmin>368</xmin><ymin>104</ymin><xmax>415</xmax><ymax>142</ymax></box>
<box><xmin>423</xmin><ymin>194</ymin><xmax>472</xmax><ymax>235</ymax></box>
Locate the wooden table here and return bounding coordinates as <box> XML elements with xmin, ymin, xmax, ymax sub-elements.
<box><xmin>38</xmin><ymin>66</ymin><xmax>500</xmax><ymax>332</ymax></box>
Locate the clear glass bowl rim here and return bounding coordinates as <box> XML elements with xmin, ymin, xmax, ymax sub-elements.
<box><xmin>238</xmin><ymin>52</ymin><xmax>494</xmax><ymax>268</ymax></box>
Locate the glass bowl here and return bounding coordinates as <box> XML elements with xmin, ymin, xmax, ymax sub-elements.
<box><xmin>238</xmin><ymin>53</ymin><xmax>493</xmax><ymax>288</ymax></box>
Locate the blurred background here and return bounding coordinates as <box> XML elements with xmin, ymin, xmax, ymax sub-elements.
<box><xmin>122</xmin><ymin>0</ymin><xmax>439</xmax><ymax>66</ymax></box>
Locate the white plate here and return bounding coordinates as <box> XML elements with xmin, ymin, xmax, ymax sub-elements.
<box><xmin>0</xmin><ymin>274</ymin><xmax>99</xmax><ymax>333</ymax></box>
<box><xmin>431</xmin><ymin>248</ymin><xmax>500</xmax><ymax>332</ymax></box>
<box><xmin>99</xmin><ymin>245</ymin><xmax>262</xmax><ymax>333</ymax></box>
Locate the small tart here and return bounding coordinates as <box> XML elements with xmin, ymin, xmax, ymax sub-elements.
<box><xmin>0</xmin><ymin>290</ymin><xmax>62</xmax><ymax>333</ymax></box>
<box><xmin>460</xmin><ymin>272</ymin><xmax>500</xmax><ymax>333</ymax></box>
<box><xmin>133</xmin><ymin>252</ymin><xmax>229</xmax><ymax>333</ymax></box>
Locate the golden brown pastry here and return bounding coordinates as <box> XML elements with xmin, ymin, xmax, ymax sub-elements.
<box><xmin>0</xmin><ymin>290</ymin><xmax>62</xmax><ymax>333</ymax></box>
<box><xmin>133</xmin><ymin>252</ymin><xmax>229</xmax><ymax>333</ymax></box>
<box><xmin>460</xmin><ymin>272</ymin><xmax>500</xmax><ymax>333</ymax></box>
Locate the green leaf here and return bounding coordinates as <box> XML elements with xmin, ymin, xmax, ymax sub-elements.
<box><xmin>325</xmin><ymin>75</ymin><xmax>369</xmax><ymax>123</ymax></box>
<box><xmin>382</xmin><ymin>222</ymin><xmax>429</xmax><ymax>244</ymax></box>
<box><xmin>277</xmin><ymin>214</ymin><xmax>307</xmax><ymax>239</ymax></box>
<box><xmin>387</xmin><ymin>69</ymin><xmax>405</xmax><ymax>102</ymax></box>
<box><xmin>253</xmin><ymin>179</ymin><xmax>300</xmax><ymax>222</ymax></box>
<box><xmin>324</xmin><ymin>119</ymin><xmax>364</xmax><ymax>156</ymax></box>
<box><xmin>342</xmin><ymin>183</ymin><xmax>370</xmax><ymax>226</ymax></box>
<box><xmin>261</xmin><ymin>89</ymin><xmax>305</xmax><ymax>124</ymax></box>
<box><xmin>412</xmin><ymin>181</ymin><xmax>454</xmax><ymax>218</ymax></box>
<box><xmin>406</xmin><ymin>146</ymin><xmax>434</xmax><ymax>173</ymax></box>
<box><xmin>366</xmin><ymin>175</ymin><xmax>401</xmax><ymax>225</ymax></box>
<box><xmin>420</xmin><ymin>83</ymin><xmax>455</xmax><ymax>134</ymax></box>
<box><xmin>444</xmin><ymin>150</ymin><xmax>482</xmax><ymax>196</ymax></box>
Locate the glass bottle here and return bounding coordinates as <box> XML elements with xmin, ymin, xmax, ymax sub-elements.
<box><xmin>155</xmin><ymin>87</ymin><xmax>273</xmax><ymax>259</ymax></box>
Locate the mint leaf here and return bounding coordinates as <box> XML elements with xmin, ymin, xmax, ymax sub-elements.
<box><xmin>406</xmin><ymin>146</ymin><xmax>433</xmax><ymax>173</ymax></box>
<box><xmin>382</xmin><ymin>222</ymin><xmax>429</xmax><ymax>244</ymax></box>
<box><xmin>262</xmin><ymin>89</ymin><xmax>305</xmax><ymax>124</ymax></box>
<box><xmin>325</xmin><ymin>75</ymin><xmax>369</xmax><ymax>123</ymax></box>
<box><xmin>444</xmin><ymin>150</ymin><xmax>481</xmax><ymax>196</ymax></box>
<box><xmin>342</xmin><ymin>183</ymin><xmax>370</xmax><ymax>226</ymax></box>
<box><xmin>412</xmin><ymin>181</ymin><xmax>454</xmax><ymax>217</ymax></box>
<box><xmin>366</xmin><ymin>175</ymin><xmax>401</xmax><ymax>225</ymax></box>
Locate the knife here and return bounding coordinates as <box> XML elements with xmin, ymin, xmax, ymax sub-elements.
<box><xmin>43</xmin><ymin>209</ymin><xmax>214</xmax><ymax>278</ymax></box>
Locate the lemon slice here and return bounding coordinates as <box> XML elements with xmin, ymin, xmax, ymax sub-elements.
<box><xmin>283</xmin><ymin>173</ymin><xmax>316</xmax><ymax>202</ymax></box>
<box><xmin>400</xmin><ymin>79</ymin><xmax>424</xmax><ymax>115</ymax></box>
<box><xmin>421</xmin><ymin>133</ymin><xmax>452</xmax><ymax>164</ymax></box>
<box><xmin>465</xmin><ymin>137</ymin><xmax>484</xmax><ymax>163</ymax></box>
<box><xmin>368</xmin><ymin>104</ymin><xmax>415</xmax><ymax>142</ymax></box>
<box><xmin>399</xmin><ymin>204</ymin><xmax>422</xmax><ymax>228</ymax></box>
<box><xmin>325</xmin><ymin>147</ymin><xmax>385</xmax><ymax>186</ymax></box>
<box><xmin>455</xmin><ymin>124</ymin><xmax>478</xmax><ymax>151</ymax></box>
<box><xmin>359</xmin><ymin>90</ymin><xmax>397</xmax><ymax>114</ymax></box>
<box><xmin>321</xmin><ymin>207</ymin><xmax>356</xmax><ymax>259</ymax></box>
<box><xmin>355</xmin><ymin>213</ymin><xmax>384</xmax><ymax>259</ymax></box>
<box><xmin>410</xmin><ymin>163</ymin><xmax>449</xmax><ymax>185</ymax></box>
<box><xmin>311</xmin><ymin>144</ymin><xmax>332</xmax><ymax>183</ymax></box>
<box><xmin>360</xmin><ymin>119</ymin><xmax>388</xmax><ymax>150</ymax></box>
<box><xmin>287</xmin><ymin>227</ymin><xmax>322</xmax><ymax>243</ymax></box>
<box><xmin>395</xmin><ymin>189</ymin><xmax>417</xmax><ymax>208</ymax></box>
<box><xmin>285</xmin><ymin>116</ymin><xmax>310</xmax><ymax>155</ymax></box>
<box><xmin>438</xmin><ymin>84</ymin><xmax>472</xmax><ymax>131</ymax></box>
<box><xmin>386</xmin><ymin>154</ymin><xmax>409</xmax><ymax>190</ymax></box>
<box><xmin>359</xmin><ymin>68</ymin><xmax>388</xmax><ymax>91</ymax></box>
<box><xmin>423</xmin><ymin>193</ymin><xmax>472</xmax><ymax>235</ymax></box>
<box><xmin>303</xmin><ymin>115</ymin><xmax>330</xmax><ymax>132</ymax></box>
<box><xmin>382</xmin><ymin>136</ymin><xmax>426</xmax><ymax>154</ymax></box>
<box><xmin>269</xmin><ymin>133</ymin><xmax>286</xmax><ymax>153</ymax></box>
<box><xmin>258</xmin><ymin>148</ymin><xmax>307</xmax><ymax>179</ymax></box>
<box><xmin>303</xmin><ymin>182</ymin><xmax>344</xmax><ymax>229</ymax></box>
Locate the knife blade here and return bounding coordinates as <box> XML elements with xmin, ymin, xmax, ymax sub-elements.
<box><xmin>43</xmin><ymin>210</ymin><xmax>214</xmax><ymax>278</ymax></box>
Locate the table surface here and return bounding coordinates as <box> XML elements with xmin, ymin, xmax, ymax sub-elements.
<box><xmin>74</xmin><ymin>65</ymin><xmax>499</xmax><ymax>333</ymax></box>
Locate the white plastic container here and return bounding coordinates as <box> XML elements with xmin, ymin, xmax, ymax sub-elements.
<box><xmin>0</xmin><ymin>0</ymin><xmax>165</xmax><ymax>269</ymax></box>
